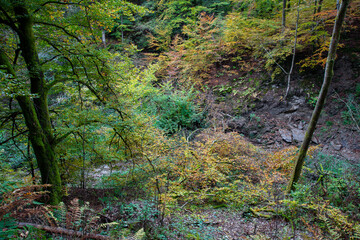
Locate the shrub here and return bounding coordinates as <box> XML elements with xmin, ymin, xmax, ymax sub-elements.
<box><xmin>145</xmin><ymin>86</ymin><xmax>206</xmax><ymax>134</ymax></box>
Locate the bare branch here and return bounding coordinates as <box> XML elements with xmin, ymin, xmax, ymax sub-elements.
<box><xmin>52</xmin><ymin>120</ymin><xmax>100</xmax><ymax>146</ymax></box>
<box><xmin>334</xmin><ymin>91</ymin><xmax>360</xmax><ymax>132</ymax></box>
<box><xmin>18</xmin><ymin>222</ymin><xmax>110</xmax><ymax>240</ymax></box>
<box><xmin>0</xmin><ymin>130</ymin><xmax>28</xmax><ymax>146</ymax></box>
<box><xmin>285</xmin><ymin>0</ymin><xmax>301</xmax><ymax>99</ymax></box>
<box><xmin>32</xmin><ymin>1</ymin><xmax>87</xmax><ymax>14</ymax></box>
<box><xmin>262</xmin><ymin>47</ymin><xmax>288</xmax><ymax>75</ymax></box>
<box><xmin>40</xmin><ymin>54</ymin><xmax>61</xmax><ymax>65</ymax></box>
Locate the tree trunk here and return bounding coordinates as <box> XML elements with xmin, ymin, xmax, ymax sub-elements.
<box><xmin>287</xmin><ymin>0</ymin><xmax>350</xmax><ymax>193</ymax></box>
<box><xmin>282</xmin><ymin>0</ymin><xmax>287</xmax><ymax>29</ymax></box>
<box><xmin>0</xmin><ymin>3</ymin><xmax>62</xmax><ymax>204</ymax></box>
<box><xmin>314</xmin><ymin>0</ymin><xmax>318</xmax><ymax>15</ymax></box>
<box><xmin>284</xmin><ymin>0</ymin><xmax>301</xmax><ymax>99</ymax></box>
<box><xmin>18</xmin><ymin>222</ymin><xmax>111</xmax><ymax>240</ymax></box>
<box><xmin>102</xmin><ymin>30</ymin><xmax>106</xmax><ymax>47</ymax></box>
<box><xmin>317</xmin><ymin>0</ymin><xmax>324</xmax><ymax>14</ymax></box>
<box><xmin>16</xmin><ymin>97</ymin><xmax>62</xmax><ymax>204</ymax></box>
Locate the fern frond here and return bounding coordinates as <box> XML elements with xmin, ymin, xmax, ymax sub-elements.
<box><xmin>0</xmin><ymin>184</ymin><xmax>51</xmax><ymax>221</ymax></box>
<box><xmin>54</xmin><ymin>202</ymin><xmax>67</xmax><ymax>228</ymax></box>
<box><xmin>66</xmin><ymin>198</ymin><xmax>81</xmax><ymax>229</ymax></box>
<box><xmin>100</xmin><ymin>221</ymin><xmax>120</xmax><ymax>228</ymax></box>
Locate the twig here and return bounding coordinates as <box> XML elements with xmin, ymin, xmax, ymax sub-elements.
<box><xmin>262</xmin><ymin>47</ymin><xmax>288</xmax><ymax>75</ymax></box>
<box><xmin>334</xmin><ymin>91</ymin><xmax>360</xmax><ymax>132</ymax></box>
<box><xmin>285</xmin><ymin>0</ymin><xmax>301</xmax><ymax>99</ymax></box>
<box><xmin>0</xmin><ymin>130</ymin><xmax>28</xmax><ymax>145</ymax></box>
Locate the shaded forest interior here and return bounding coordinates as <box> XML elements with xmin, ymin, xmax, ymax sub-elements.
<box><xmin>1</xmin><ymin>0</ymin><xmax>360</xmax><ymax>239</ymax></box>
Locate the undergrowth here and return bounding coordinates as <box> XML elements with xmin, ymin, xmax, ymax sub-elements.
<box><xmin>1</xmin><ymin>130</ymin><xmax>359</xmax><ymax>239</ymax></box>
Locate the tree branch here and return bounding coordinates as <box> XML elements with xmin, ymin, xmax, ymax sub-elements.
<box><xmin>40</xmin><ymin>54</ymin><xmax>61</xmax><ymax>65</ymax></box>
<box><xmin>18</xmin><ymin>222</ymin><xmax>110</xmax><ymax>240</ymax></box>
<box><xmin>0</xmin><ymin>130</ymin><xmax>28</xmax><ymax>146</ymax></box>
<box><xmin>32</xmin><ymin>1</ymin><xmax>86</xmax><ymax>14</ymax></box>
<box><xmin>0</xmin><ymin>5</ymin><xmax>18</xmax><ymax>31</ymax></box>
<box><xmin>52</xmin><ymin>120</ymin><xmax>101</xmax><ymax>146</ymax></box>
<box><xmin>52</xmin><ymin>131</ymin><xmax>74</xmax><ymax>146</ymax></box>
<box><xmin>1</xmin><ymin>111</ymin><xmax>21</xmax><ymax>128</ymax></box>
<box><xmin>334</xmin><ymin>91</ymin><xmax>360</xmax><ymax>132</ymax></box>
<box><xmin>47</xmin><ymin>77</ymin><xmax>76</xmax><ymax>91</ymax></box>
<box><xmin>13</xmin><ymin>48</ymin><xmax>21</xmax><ymax>66</ymax></box>
<box><xmin>285</xmin><ymin>0</ymin><xmax>301</xmax><ymax>99</ymax></box>
<box><xmin>34</xmin><ymin>21</ymin><xmax>82</xmax><ymax>42</ymax></box>
<box><xmin>262</xmin><ymin>47</ymin><xmax>288</xmax><ymax>75</ymax></box>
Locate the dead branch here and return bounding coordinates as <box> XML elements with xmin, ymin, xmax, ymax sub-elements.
<box><xmin>18</xmin><ymin>222</ymin><xmax>111</xmax><ymax>240</ymax></box>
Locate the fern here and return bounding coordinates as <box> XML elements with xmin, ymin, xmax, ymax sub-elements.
<box><xmin>0</xmin><ymin>184</ymin><xmax>52</xmax><ymax>222</ymax></box>
<box><xmin>66</xmin><ymin>198</ymin><xmax>81</xmax><ymax>230</ymax></box>
<box><xmin>53</xmin><ymin>202</ymin><xmax>67</xmax><ymax>228</ymax></box>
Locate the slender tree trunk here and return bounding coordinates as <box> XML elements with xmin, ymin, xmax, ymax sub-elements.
<box><xmin>285</xmin><ymin>0</ymin><xmax>301</xmax><ymax>99</ymax></box>
<box><xmin>318</xmin><ymin>0</ymin><xmax>324</xmax><ymax>14</ymax></box>
<box><xmin>287</xmin><ymin>0</ymin><xmax>350</xmax><ymax>193</ymax></box>
<box><xmin>282</xmin><ymin>0</ymin><xmax>287</xmax><ymax>29</ymax></box>
<box><xmin>102</xmin><ymin>30</ymin><xmax>106</xmax><ymax>47</ymax></box>
<box><xmin>314</xmin><ymin>0</ymin><xmax>318</xmax><ymax>15</ymax></box>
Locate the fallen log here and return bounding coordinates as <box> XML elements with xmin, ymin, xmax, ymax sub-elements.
<box><xmin>18</xmin><ymin>222</ymin><xmax>111</xmax><ymax>240</ymax></box>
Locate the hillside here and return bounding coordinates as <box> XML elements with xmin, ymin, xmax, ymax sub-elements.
<box><xmin>0</xmin><ymin>0</ymin><xmax>359</xmax><ymax>239</ymax></box>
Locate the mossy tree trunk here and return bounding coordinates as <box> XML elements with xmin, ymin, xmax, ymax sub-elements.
<box><xmin>0</xmin><ymin>4</ymin><xmax>62</xmax><ymax>204</ymax></box>
<box><xmin>287</xmin><ymin>0</ymin><xmax>350</xmax><ymax>193</ymax></box>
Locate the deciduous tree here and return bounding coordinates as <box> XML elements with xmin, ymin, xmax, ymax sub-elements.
<box><xmin>287</xmin><ymin>0</ymin><xmax>350</xmax><ymax>193</ymax></box>
<box><xmin>0</xmin><ymin>0</ymin><xmax>145</xmax><ymax>204</ymax></box>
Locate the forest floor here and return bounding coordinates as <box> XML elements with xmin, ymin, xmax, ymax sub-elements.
<box><xmin>63</xmin><ymin>66</ymin><xmax>359</xmax><ymax>239</ymax></box>
<box><xmin>61</xmin><ymin>33</ymin><xmax>360</xmax><ymax>240</ymax></box>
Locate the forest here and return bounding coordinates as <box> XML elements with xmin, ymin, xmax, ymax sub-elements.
<box><xmin>0</xmin><ymin>0</ymin><xmax>359</xmax><ymax>239</ymax></box>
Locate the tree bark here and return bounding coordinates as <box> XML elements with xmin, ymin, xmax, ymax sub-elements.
<box><xmin>287</xmin><ymin>0</ymin><xmax>350</xmax><ymax>193</ymax></box>
<box><xmin>314</xmin><ymin>0</ymin><xmax>318</xmax><ymax>15</ymax></box>
<box><xmin>284</xmin><ymin>0</ymin><xmax>301</xmax><ymax>99</ymax></box>
<box><xmin>18</xmin><ymin>222</ymin><xmax>111</xmax><ymax>240</ymax></box>
<box><xmin>16</xmin><ymin>96</ymin><xmax>62</xmax><ymax>204</ymax></box>
<box><xmin>282</xmin><ymin>0</ymin><xmax>287</xmax><ymax>29</ymax></box>
<box><xmin>0</xmin><ymin>3</ymin><xmax>62</xmax><ymax>204</ymax></box>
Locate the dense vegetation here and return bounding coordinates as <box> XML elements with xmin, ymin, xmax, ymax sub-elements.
<box><xmin>1</xmin><ymin>0</ymin><xmax>359</xmax><ymax>239</ymax></box>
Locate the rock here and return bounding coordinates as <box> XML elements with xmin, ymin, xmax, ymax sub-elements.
<box><xmin>269</xmin><ymin>101</ymin><xmax>289</xmax><ymax>115</ymax></box>
<box><xmin>330</xmin><ymin>141</ymin><xmax>342</xmax><ymax>151</ymax></box>
<box><xmin>227</xmin><ymin>117</ymin><xmax>247</xmax><ymax>130</ymax></box>
<box><xmin>298</xmin><ymin>121</ymin><xmax>305</xmax><ymax>130</ymax></box>
<box><xmin>279</xmin><ymin>129</ymin><xmax>292</xmax><ymax>143</ymax></box>
<box><xmin>291</xmin><ymin>128</ymin><xmax>305</xmax><ymax>142</ymax></box>
<box><xmin>249</xmin><ymin>130</ymin><xmax>258</xmax><ymax>137</ymax></box>
<box><xmin>312</xmin><ymin>136</ymin><xmax>320</xmax><ymax>144</ymax></box>
<box><xmin>284</xmin><ymin>96</ymin><xmax>306</xmax><ymax>114</ymax></box>
<box><xmin>284</xmin><ymin>107</ymin><xmax>298</xmax><ymax>114</ymax></box>
<box><xmin>291</xmin><ymin>96</ymin><xmax>306</xmax><ymax>106</ymax></box>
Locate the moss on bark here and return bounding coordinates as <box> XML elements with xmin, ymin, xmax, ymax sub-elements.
<box><xmin>287</xmin><ymin>0</ymin><xmax>351</xmax><ymax>193</ymax></box>
<box><xmin>0</xmin><ymin>3</ymin><xmax>62</xmax><ymax>204</ymax></box>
